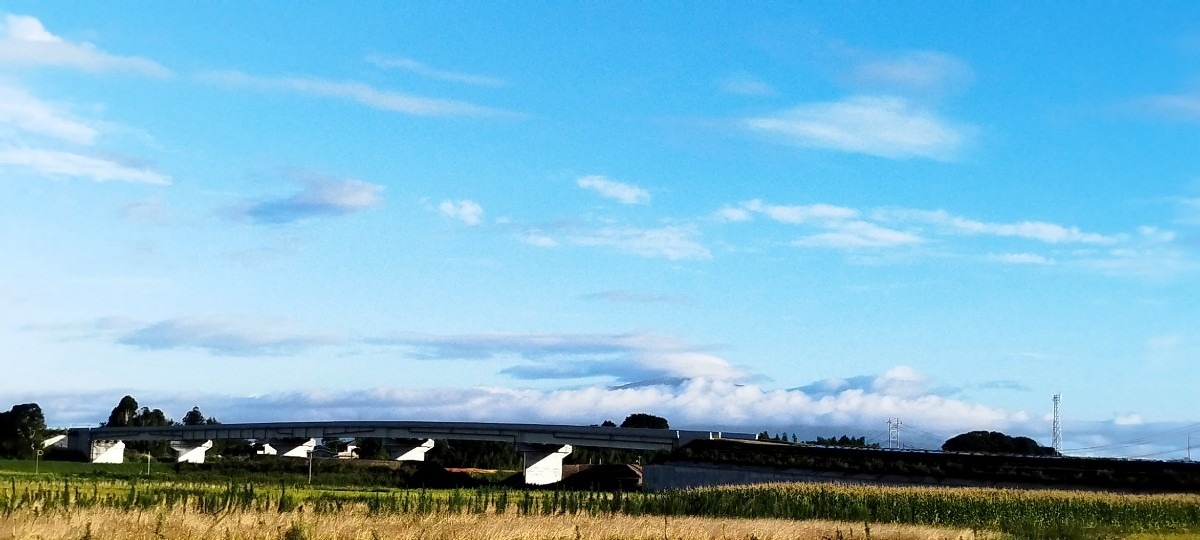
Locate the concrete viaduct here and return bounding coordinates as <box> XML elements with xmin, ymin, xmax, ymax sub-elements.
<box><xmin>64</xmin><ymin>421</ymin><xmax>754</xmax><ymax>484</ymax></box>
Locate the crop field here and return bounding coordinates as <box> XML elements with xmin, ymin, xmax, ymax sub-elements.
<box><xmin>3</xmin><ymin>476</ymin><xmax>1200</xmax><ymax>539</ymax></box>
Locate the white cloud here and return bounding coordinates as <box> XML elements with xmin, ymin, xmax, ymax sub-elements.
<box><xmin>720</xmin><ymin>75</ymin><xmax>775</xmax><ymax>96</ymax></box>
<box><xmin>742</xmin><ymin>199</ymin><xmax>859</xmax><ymax>224</ymax></box>
<box><xmin>988</xmin><ymin>252</ymin><xmax>1054</xmax><ymax>265</ymax></box>
<box><xmin>116</xmin><ymin>317</ymin><xmax>336</xmax><ymax>356</ymax></box>
<box><xmin>200</xmin><ymin>70</ymin><xmax>519</xmax><ymax>118</ymax></box>
<box><xmin>1137</xmin><ymin>225</ymin><xmax>1176</xmax><ymax>243</ymax></box>
<box><xmin>1075</xmin><ymin>246</ymin><xmax>1197</xmax><ymax>279</ymax></box>
<box><xmin>744</xmin><ymin>96</ymin><xmax>966</xmax><ymax>160</ymax></box>
<box><xmin>439</xmin><ymin>199</ymin><xmax>484</xmax><ymax>226</ymax></box>
<box><xmin>0</xmin><ymin>84</ymin><xmax>97</xmax><ymax>144</ymax></box>
<box><xmin>232</xmin><ymin>170</ymin><xmax>384</xmax><ymax>224</ymax></box>
<box><xmin>793</xmin><ymin>220</ymin><xmax>922</xmax><ymax>249</ymax></box>
<box><xmin>367</xmin><ymin>54</ymin><xmax>506</xmax><ymax>87</ymax></box>
<box><xmin>881</xmin><ymin>208</ymin><xmax>1122</xmax><ymax>245</ymax></box>
<box><xmin>568</xmin><ymin>226</ymin><xmax>711</xmax><ymax>260</ymax></box>
<box><xmin>1136</xmin><ymin>94</ymin><xmax>1200</xmax><ymax>121</ymax></box>
<box><xmin>121</xmin><ymin>197</ymin><xmax>170</xmax><ymax>224</ymax></box>
<box><xmin>0</xmin><ymin>14</ymin><xmax>169</xmax><ymax>76</ymax></box>
<box><xmin>577</xmin><ymin>175</ymin><xmax>651</xmax><ymax>205</ymax></box>
<box><xmin>0</xmin><ymin>147</ymin><xmax>170</xmax><ymax>184</ymax></box>
<box><xmin>521</xmin><ymin>230</ymin><xmax>558</xmax><ymax>248</ymax></box>
<box><xmin>715</xmin><ymin>206</ymin><xmax>753</xmax><ymax>222</ymax></box>
<box><xmin>1113</xmin><ymin>413</ymin><xmax>1144</xmax><ymax>426</ymax></box>
<box><xmin>849</xmin><ymin>51</ymin><xmax>972</xmax><ymax>92</ymax></box>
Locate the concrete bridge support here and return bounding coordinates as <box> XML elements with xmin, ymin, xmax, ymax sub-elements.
<box><xmin>170</xmin><ymin>440</ymin><xmax>213</xmax><ymax>464</ymax></box>
<box><xmin>91</xmin><ymin>440</ymin><xmax>126</xmax><ymax>464</ymax></box>
<box><xmin>259</xmin><ymin>438</ymin><xmax>316</xmax><ymax>458</ymax></box>
<box><xmin>385</xmin><ymin>438</ymin><xmax>435</xmax><ymax>461</ymax></box>
<box><xmin>520</xmin><ymin>444</ymin><xmax>572</xmax><ymax>485</ymax></box>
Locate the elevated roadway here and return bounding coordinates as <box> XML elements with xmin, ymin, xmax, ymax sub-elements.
<box><xmin>65</xmin><ymin>421</ymin><xmax>755</xmax><ymax>484</ymax></box>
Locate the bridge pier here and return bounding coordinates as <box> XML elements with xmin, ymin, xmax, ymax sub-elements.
<box><xmin>259</xmin><ymin>438</ymin><xmax>316</xmax><ymax>458</ymax></box>
<box><xmin>90</xmin><ymin>440</ymin><xmax>126</xmax><ymax>463</ymax></box>
<box><xmin>170</xmin><ymin>440</ymin><xmax>213</xmax><ymax>464</ymax></box>
<box><xmin>519</xmin><ymin>444</ymin><xmax>572</xmax><ymax>485</ymax></box>
<box><xmin>385</xmin><ymin>438</ymin><xmax>435</xmax><ymax>461</ymax></box>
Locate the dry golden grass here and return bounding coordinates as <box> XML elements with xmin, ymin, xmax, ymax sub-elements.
<box><xmin>0</xmin><ymin>507</ymin><xmax>996</xmax><ymax>540</ymax></box>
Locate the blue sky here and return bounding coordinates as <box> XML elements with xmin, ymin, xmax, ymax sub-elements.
<box><xmin>2</xmin><ymin>3</ymin><xmax>1200</xmax><ymax>457</ymax></box>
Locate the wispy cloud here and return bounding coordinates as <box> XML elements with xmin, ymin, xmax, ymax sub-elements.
<box><xmin>581</xmin><ymin>290</ymin><xmax>690</xmax><ymax>306</ymax></box>
<box><xmin>744</xmin><ymin>96</ymin><xmax>967</xmax><ymax>160</ymax></box>
<box><xmin>877</xmin><ymin>208</ymin><xmax>1122</xmax><ymax>244</ymax></box>
<box><xmin>115</xmin><ymin>317</ymin><xmax>337</xmax><ymax>356</ymax></box>
<box><xmin>439</xmin><ymin>199</ymin><xmax>484</xmax><ymax>226</ymax></box>
<box><xmin>1133</xmin><ymin>94</ymin><xmax>1200</xmax><ymax>121</ymax></box>
<box><xmin>978</xmin><ymin>380</ymin><xmax>1031</xmax><ymax>392</ymax></box>
<box><xmin>367</xmin><ymin>54</ymin><xmax>506</xmax><ymax>87</ymax></box>
<box><xmin>0</xmin><ymin>14</ymin><xmax>169</xmax><ymax>76</ymax></box>
<box><xmin>0</xmin><ymin>84</ymin><xmax>98</xmax><ymax>145</ymax></box>
<box><xmin>228</xmin><ymin>170</ymin><xmax>382</xmax><ymax>225</ymax></box>
<box><xmin>0</xmin><ymin>147</ymin><xmax>170</xmax><ymax>184</ymax></box>
<box><xmin>120</xmin><ymin>197</ymin><xmax>171</xmax><ymax>224</ymax></box>
<box><xmin>794</xmin><ymin>220</ymin><xmax>922</xmax><ymax>249</ymax></box>
<box><xmin>720</xmin><ymin>75</ymin><xmax>775</xmax><ymax>96</ymax></box>
<box><xmin>375</xmin><ymin>331</ymin><xmax>745</xmax><ymax>384</ymax></box>
<box><xmin>741</xmin><ymin>199</ymin><xmax>859</xmax><ymax>224</ymax></box>
<box><xmin>724</xmin><ymin>199</ymin><xmax>919</xmax><ymax>250</ymax></box>
<box><xmin>577</xmin><ymin>175</ymin><xmax>651</xmax><ymax>205</ymax></box>
<box><xmin>847</xmin><ymin>51</ymin><xmax>972</xmax><ymax>93</ymax></box>
<box><xmin>988</xmin><ymin>252</ymin><xmax>1054</xmax><ymax>265</ymax></box>
<box><xmin>568</xmin><ymin>225</ymin><xmax>711</xmax><ymax>260</ymax></box>
<box><xmin>200</xmin><ymin>70</ymin><xmax>519</xmax><ymax>118</ymax></box>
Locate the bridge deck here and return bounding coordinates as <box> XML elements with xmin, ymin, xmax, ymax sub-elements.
<box><xmin>68</xmin><ymin>421</ymin><xmax>753</xmax><ymax>451</ymax></box>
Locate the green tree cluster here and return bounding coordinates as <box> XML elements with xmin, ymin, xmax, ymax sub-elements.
<box><xmin>808</xmin><ymin>435</ymin><xmax>881</xmax><ymax>449</ymax></box>
<box><xmin>0</xmin><ymin>403</ymin><xmax>46</xmax><ymax>458</ymax></box>
<box><xmin>619</xmin><ymin>413</ymin><xmax>669</xmax><ymax>429</ymax></box>
<box><xmin>941</xmin><ymin>430</ymin><xmax>1059</xmax><ymax>456</ymax></box>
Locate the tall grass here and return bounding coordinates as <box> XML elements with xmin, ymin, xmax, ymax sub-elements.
<box><xmin>3</xmin><ymin>477</ymin><xmax>1200</xmax><ymax>538</ymax></box>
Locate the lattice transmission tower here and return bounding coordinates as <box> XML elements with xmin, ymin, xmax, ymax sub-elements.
<box><xmin>1052</xmin><ymin>393</ymin><xmax>1062</xmax><ymax>454</ymax></box>
<box><xmin>888</xmin><ymin>418</ymin><xmax>903</xmax><ymax>449</ymax></box>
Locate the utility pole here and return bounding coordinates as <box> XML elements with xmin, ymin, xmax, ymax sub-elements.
<box><xmin>1052</xmin><ymin>393</ymin><xmax>1062</xmax><ymax>454</ymax></box>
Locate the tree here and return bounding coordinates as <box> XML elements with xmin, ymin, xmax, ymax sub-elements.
<box><xmin>806</xmin><ymin>435</ymin><xmax>880</xmax><ymax>449</ymax></box>
<box><xmin>353</xmin><ymin>438</ymin><xmax>390</xmax><ymax>460</ymax></box>
<box><xmin>182</xmin><ymin>407</ymin><xmax>206</xmax><ymax>426</ymax></box>
<box><xmin>942</xmin><ymin>430</ymin><xmax>1058</xmax><ymax>456</ymax></box>
<box><xmin>106</xmin><ymin>395</ymin><xmax>139</xmax><ymax>427</ymax></box>
<box><xmin>0</xmin><ymin>403</ymin><xmax>46</xmax><ymax>458</ymax></box>
<box><xmin>620</xmin><ymin>413</ymin><xmax>669</xmax><ymax>429</ymax></box>
<box><xmin>600</xmin><ymin>420</ymin><xmax>617</xmax><ymax>427</ymax></box>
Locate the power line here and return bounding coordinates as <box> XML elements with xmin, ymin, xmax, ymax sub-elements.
<box><xmin>1064</xmin><ymin>422</ymin><xmax>1200</xmax><ymax>453</ymax></box>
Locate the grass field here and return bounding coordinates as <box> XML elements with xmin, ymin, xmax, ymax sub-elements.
<box><xmin>4</xmin><ymin>460</ymin><xmax>1200</xmax><ymax>539</ymax></box>
<box><xmin>0</xmin><ymin>507</ymin><xmax>997</xmax><ymax>540</ymax></box>
<box><xmin>0</xmin><ymin>459</ymin><xmax>174</xmax><ymax>478</ymax></box>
